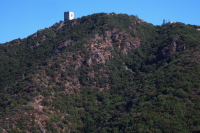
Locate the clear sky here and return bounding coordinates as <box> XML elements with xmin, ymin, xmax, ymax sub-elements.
<box><xmin>0</xmin><ymin>0</ymin><xmax>200</xmax><ymax>43</ymax></box>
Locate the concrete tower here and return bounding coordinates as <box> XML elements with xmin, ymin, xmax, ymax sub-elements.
<box><xmin>64</xmin><ymin>11</ymin><xmax>74</xmax><ymax>21</ymax></box>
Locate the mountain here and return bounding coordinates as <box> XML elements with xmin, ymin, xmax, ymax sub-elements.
<box><xmin>0</xmin><ymin>13</ymin><xmax>200</xmax><ymax>133</ymax></box>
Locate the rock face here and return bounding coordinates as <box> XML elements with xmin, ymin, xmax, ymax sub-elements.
<box><xmin>159</xmin><ymin>37</ymin><xmax>187</xmax><ymax>60</ymax></box>
<box><xmin>83</xmin><ymin>29</ymin><xmax>141</xmax><ymax>66</ymax></box>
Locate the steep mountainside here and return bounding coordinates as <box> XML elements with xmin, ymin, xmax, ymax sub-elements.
<box><xmin>0</xmin><ymin>13</ymin><xmax>200</xmax><ymax>132</ymax></box>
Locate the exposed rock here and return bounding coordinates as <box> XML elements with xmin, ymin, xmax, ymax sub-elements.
<box><xmin>86</xmin><ymin>58</ymin><xmax>93</xmax><ymax>67</ymax></box>
<box><xmin>56</xmin><ymin>21</ymin><xmax>65</xmax><ymax>31</ymax></box>
<box><xmin>159</xmin><ymin>41</ymin><xmax>186</xmax><ymax>59</ymax></box>
<box><xmin>57</xmin><ymin>39</ymin><xmax>72</xmax><ymax>50</ymax></box>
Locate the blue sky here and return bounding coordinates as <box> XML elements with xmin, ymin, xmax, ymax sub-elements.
<box><xmin>0</xmin><ymin>0</ymin><xmax>200</xmax><ymax>43</ymax></box>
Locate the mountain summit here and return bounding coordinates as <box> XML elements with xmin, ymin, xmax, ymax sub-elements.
<box><xmin>0</xmin><ymin>13</ymin><xmax>200</xmax><ymax>132</ymax></box>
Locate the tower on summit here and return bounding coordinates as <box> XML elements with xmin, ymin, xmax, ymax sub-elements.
<box><xmin>64</xmin><ymin>11</ymin><xmax>74</xmax><ymax>21</ymax></box>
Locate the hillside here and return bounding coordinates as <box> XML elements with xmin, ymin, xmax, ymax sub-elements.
<box><xmin>0</xmin><ymin>13</ymin><xmax>200</xmax><ymax>133</ymax></box>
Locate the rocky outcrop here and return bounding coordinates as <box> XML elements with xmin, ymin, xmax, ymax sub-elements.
<box><xmin>159</xmin><ymin>40</ymin><xmax>186</xmax><ymax>59</ymax></box>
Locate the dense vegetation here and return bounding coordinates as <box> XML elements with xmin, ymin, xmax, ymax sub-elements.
<box><xmin>0</xmin><ymin>13</ymin><xmax>200</xmax><ymax>132</ymax></box>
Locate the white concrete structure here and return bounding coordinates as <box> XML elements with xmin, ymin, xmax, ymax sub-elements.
<box><xmin>64</xmin><ymin>11</ymin><xmax>74</xmax><ymax>21</ymax></box>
